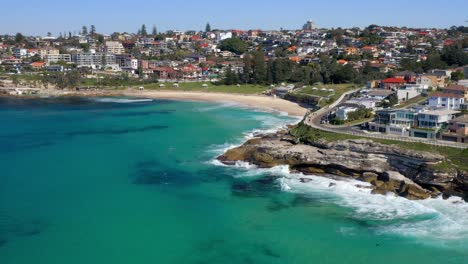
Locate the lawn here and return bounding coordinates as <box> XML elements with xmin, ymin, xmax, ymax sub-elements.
<box><xmin>291</xmin><ymin>122</ymin><xmax>468</xmax><ymax>172</ymax></box>
<box><xmin>295</xmin><ymin>84</ymin><xmax>358</xmax><ymax>107</ymax></box>
<box><xmin>140</xmin><ymin>82</ymin><xmax>269</xmax><ymax>95</ymax></box>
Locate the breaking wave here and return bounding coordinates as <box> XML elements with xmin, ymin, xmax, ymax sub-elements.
<box><xmin>92</xmin><ymin>98</ymin><xmax>153</xmax><ymax>103</ymax></box>
<box><xmin>212</xmin><ymin>158</ymin><xmax>468</xmax><ymax>245</ymax></box>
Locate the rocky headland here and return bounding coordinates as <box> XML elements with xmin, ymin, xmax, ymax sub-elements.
<box><xmin>217</xmin><ymin>125</ymin><xmax>468</xmax><ymax>201</ymax></box>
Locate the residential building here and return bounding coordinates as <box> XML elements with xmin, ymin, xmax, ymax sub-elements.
<box><xmin>369</xmin><ymin>109</ymin><xmax>418</xmax><ymax>136</ymax></box>
<box><xmin>428</xmin><ymin>93</ymin><xmax>465</xmax><ymax>110</ymax></box>
<box><xmin>39</xmin><ymin>48</ymin><xmax>59</xmax><ymax>59</ymax></box>
<box><xmin>30</xmin><ymin>61</ymin><xmax>45</xmax><ymax>69</ymax></box>
<box><xmin>13</xmin><ymin>48</ymin><xmax>28</xmax><ymax>59</ymax></box>
<box><xmin>217</xmin><ymin>32</ymin><xmax>232</xmax><ymax>42</ymax></box>
<box><xmin>412</xmin><ymin>109</ymin><xmax>459</xmax><ymax>138</ymax></box>
<box><xmin>336</xmin><ymin>105</ymin><xmax>358</xmax><ymax>121</ymax></box>
<box><xmin>418</xmin><ymin>74</ymin><xmax>446</xmax><ymax>88</ymax></box>
<box><xmin>380</xmin><ymin>77</ymin><xmax>406</xmax><ymax>89</ymax></box>
<box><xmin>72</xmin><ymin>53</ymin><xmax>116</xmax><ymax>69</ymax></box>
<box><xmin>104</xmin><ymin>41</ymin><xmax>125</xmax><ymax>54</ymax></box>
<box><xmin>364</xmin><ymin>89</ymin><xmax>394</xmax><ymax>100</ymax></box>
<box><xmin>397</xmin><ymin>84</ymin><xmax>428</xmax><ymax>102</ymax></box>
<box><xmin>417</xmin><ymin>109</ymin><xmax>459</xmax><ymax>129</ymax></box>
<box><xmin>345</xmin><ymin>98</ymin><xmax>380</xmax><ymax>109</ymax></box>
<box><xmin>115</xmin><ymin>55</ymin><xmax>138</xmax><ymax>72</ymax></box>
<box><xmin>443</xmin><ymin>85</ymin><xmax>468</xmax><ymax>99</ymax></box>
<box><xmin>303</xmin><ymin>20</ymin><xmax>318</xmax><ymax>31</ymax></box>
<box><xmin>45</xmin><ymin>54</ymin><xmax>71</xmax><ymax>65</ymax></box>
<box><xmin>441</xmin><ymin>115</ymin><xmax>468</xmax><ymax>143</ymax></box>
<box><xmin>458</xmin><ymin>79</ymin><xmax>468</xmax><ymax>87</ymax></box>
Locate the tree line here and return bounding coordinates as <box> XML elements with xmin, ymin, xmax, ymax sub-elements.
<box><xmin>223</xmin><ymin>50</ymin><xmax>386</xmax><ymax>86</ymax></box>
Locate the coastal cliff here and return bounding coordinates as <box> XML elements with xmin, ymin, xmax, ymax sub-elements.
<box><xmin>217</xmin><ymin>123</ymin><xmax>468</xmax><ymax>200</ymax></box>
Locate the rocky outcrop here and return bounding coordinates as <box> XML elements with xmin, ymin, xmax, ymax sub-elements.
<box><xmin>217</xmin><ymin>130</ymin><xmax>467</xmax><ymax>200</ymax></box>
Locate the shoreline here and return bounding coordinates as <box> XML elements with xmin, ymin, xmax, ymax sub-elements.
<box><xmin>121</xmin><ymin>90</ymin><xmax>308</xmax><ymax>117</ymax></box>
<box><xmin>1</xmin><ymin>89</ymin><xmax>308</xmax><ymax>117</ymax></box>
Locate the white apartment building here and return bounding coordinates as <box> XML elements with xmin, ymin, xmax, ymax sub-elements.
<box><xmin>39</xmin><ymin>48</ymin><xmax>60</xmax><ymax>59</ymax></box>
<box><xmin>72</xmin><ymin>53</ymin><xmax>116</xmax><ymax>69</ymax></box>
<box><xmin>13</xmin><ymin>48</ymin><xmax>28</xmax><ymax>59</ymax></box>
<box><xmin>104</xmin><ymin>41</ymin><xmax>125</xmax><ymax>54</ymax></box>
<box><xmin>45</xmin><ymin>54</ymin><xmax>71</xmax><ymax>65</ymax></box>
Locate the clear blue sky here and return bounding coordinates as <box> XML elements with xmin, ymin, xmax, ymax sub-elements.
<box><xmin>1</xmin><ymin>0</ymin><xmax>467</xmax><ymax>36</ymax></box>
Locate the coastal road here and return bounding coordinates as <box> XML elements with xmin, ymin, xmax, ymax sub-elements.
<box><xmin>304</xmin><ymin>89</ymin><xmax>467</xmax><ymax>149</ymax></box>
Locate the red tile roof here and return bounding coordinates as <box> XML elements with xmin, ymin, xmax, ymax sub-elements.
<box><xmin>30</xmin><ymin>62</ymin><xmax>45</xmax><ymax>67</ymax></box>
<box><xmin>382</xmin><ymin>78</ymin><xmax>406</xmax><ymax>84</ymax></box>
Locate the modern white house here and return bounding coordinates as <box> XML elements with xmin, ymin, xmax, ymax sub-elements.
<box><xmin>428</xmin><ymin>93</ymin><xmax>465</xmax><ymax>110</ymax></box>
<box><xmin>397</xmin><ymin>84</ymin><xmax>429</xmax><ymax>102</ymax></box>
<box><xmin>336</xmin><ymin>106</ymin><xmax>358</xmax><ymax>120</ymax></box>
<box><xmin>345</xmin><ymin>98</ymin><xmax>380</xmax><ymax>109</ymax></box>
<box><xmin>417</xmin><ymin>109</ymin><xmax>459</xmax><ymax>129</ymax></box>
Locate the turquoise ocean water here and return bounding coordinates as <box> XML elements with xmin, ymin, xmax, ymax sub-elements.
<box><xmin>0</xmin><ymin>97</ymin><xmax>467</xmax><ymax>264</ymax></box>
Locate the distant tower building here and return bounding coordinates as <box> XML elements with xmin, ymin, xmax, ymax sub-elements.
<box><xmin>303</xmin><ymin>20</ymin><xmax>318</xmax><ymax>31</ymax></box>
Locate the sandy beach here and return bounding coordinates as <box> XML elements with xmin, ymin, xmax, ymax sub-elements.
<box><xmin>1</xmin><ymin>88</ymin><xmax>308</xmax><ymax>117</ymax></box>
<box><xmin>121</xmin><ymin>90</ymin><xmax>308</xmax><ymax>117</ymax></box>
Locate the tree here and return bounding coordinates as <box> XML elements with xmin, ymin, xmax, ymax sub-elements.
<box><xmin>90</xmin><ymin>25</ymin><xmax>96</xmax><ymax>35</ymax></box>
<box><xmin>441</xmin><ymin>42</ymin><xmax>468</xmax><ymax>66</ymax></box>
<box><xmin>346</xmin><ymin>108</ymin><xmax>374</xmax><ymax>122</ymax></box>
<box><xmin>205</xmin><ymin>22</ymin><xmax>211</xmax><ymax>32</ymax></box>
<box><xmin>219</xmin><ymin>37</ymin><xmax>247</xmax><ymax>55</ymax></box>
<box><xmin>251</xmin><ymin>51</ymin><xmax>267</xmax><ymax>84</ymax></box>
<box><xmin>97</xmin><ymin>34</ymin><xmax>104</xmax><ymax>44</ymax></box>
<box><xmin>223</xmin><ymin>67</ymin><xmax>239</xmax><ymax>85</ymax></box>
<box><xmin>332</xmin><ymin>64</ymin><xmax>356</xmax><ymax>83</ymax></box>
<box><xmin>82</xmin><ymin>26</ymin><xmax>88</xmax><ymax>35</ymax></box>
<box><xmin>422</xmin><ymin>53</ymin><xmax>447</xmax><ymax>71</ymax></box>
<box><xmin>47</xmin><ymin>32</ymin><xmax>52</xmax><ymax>37</ymax></box>
<box><xmin>140</xmin><ymin>24</ymin><xmax>148</xmax><ymax>36</ymax></box>
<box><xmin>152</xmin><ymin>25</ymin><xmax>158</xmax><ymax>35</ymax></box>
<box><xmin>15</xmin><ymin>33</ymin><xmax>25</xmax><ymax>44</ymax></box>
<box><xmin>80</xmin><ymin>43</ymin><xmax>90</xmax><ymax>52</ymax></box>
<box><xmin>451</xmin><ymin>71</ymin><xmax>464</xmax><ymax>82</ymax></box>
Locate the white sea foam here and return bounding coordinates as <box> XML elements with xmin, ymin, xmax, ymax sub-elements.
<box><xmin>93</xmin><ymin>98</ymin><xmax>153</xmax><ymax>103</ymax></box>
<box><xmin>283</xmin><ymin>172</ymin><xmax>468</xmax><ymax>242</ymax></box>
<box><xmin>212</xmin><ymin>159</ymin><xmax>468</xmax><ymax>243</ymax></box>
<box><xmin>196</xmin><ymin>101</ymin><xmax>244</xmax><ymax>112</ymax></box>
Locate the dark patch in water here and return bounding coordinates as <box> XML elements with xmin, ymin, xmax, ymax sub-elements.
<box><xmin>0</xmin><ymin>140</ymin><xmax>55</xmax><ymax>153</ymax></box>
<box><xmin>133</xmin><ymin>160</ymin><xmax>195</xmax><ymax>185</ymax></box>
<box><xmin>0</xmin><ymin>238</ymin><xmax>6</xmax><ymax>248</ymax></box>
<box><xmin>259</xmin><ymin>244</ymin><xmax>281</xmax><ymax>259</ymax></box>
<box><xmin>231</xmin><ymin>175</ymin><xmax>280</xmax><ymax>198</ymax></box>
<box><xmin>110</xmin><ymin>109</ymin><xmax>175</xmax><ymax>117</ymax></box>
<box><xmin>66</xmin><ymin>124</ymin><xmax>168</xmax><ymax>136</ymax></box>
<box><xmin>0</xmin><ymin>96</ymin><xmax>171</xmax><ymax>111</ymax></box>
<box><xmin>0</xmin><ymin>214</ymin><xmax>46</xmax><ymax>242</ymax></box>
<box><xmin>290</xmin><ymin>194</ymin><xmax>324</xmax><ymax>208</ymax></box>
<box><xmin>196</xmin><ymin>168</ymin><xmax>234</xmax><ymax>183</ymax></box>
<box><xmin>17</xmin><ymin>228</ymin><xmax>41</xmax><ymax>237</ymax></box>
<box><xmin>266</xmin><ymin>200</ymin><xmax>290</xmax><ymax>212</ymax></box>
<box><xmin>195</xmin><ymin>238</ymin><xmax>226</xmax><ymax>251</ymax></box>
